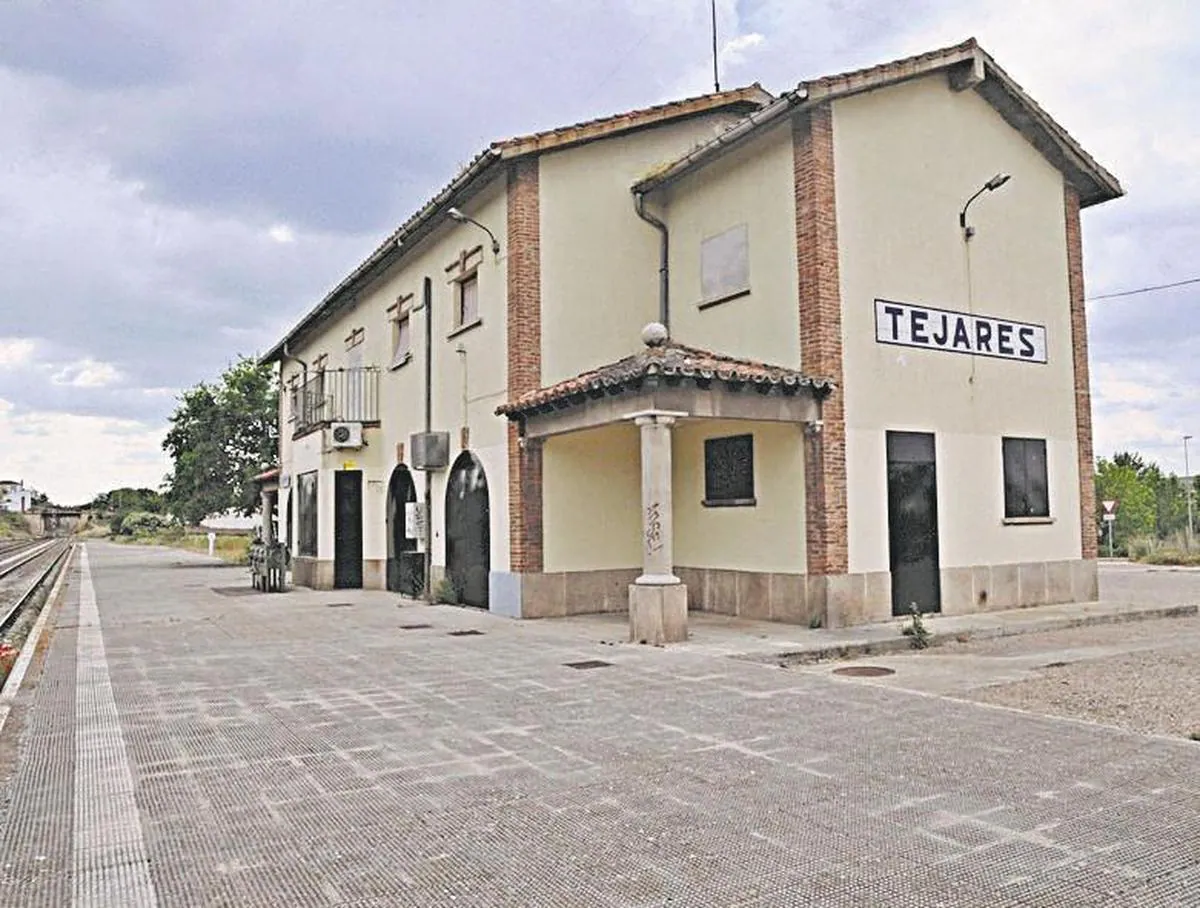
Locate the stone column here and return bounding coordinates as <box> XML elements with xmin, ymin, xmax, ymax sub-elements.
<box><xmin>628</xmin><ymin>411</ymin><xmax>688</xmax><ymax>644</ymax></box>
<box><xmin>261</xmin><ymin>490</ymin><xmax>275</xmax><ymax>545</ymax></box>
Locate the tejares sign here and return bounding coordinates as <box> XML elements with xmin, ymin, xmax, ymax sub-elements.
<box><xmin>874</xmin><ymin>299</ymin><xmax>1047</xmax><ymax>364</ymax></box>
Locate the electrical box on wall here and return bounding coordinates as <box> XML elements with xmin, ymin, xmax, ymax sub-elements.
<box><xmin>410</xmin><ymin>431</ymin><xmax>450</xmax><ymax>470</ymax></box>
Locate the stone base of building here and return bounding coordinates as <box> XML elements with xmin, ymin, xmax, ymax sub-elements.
<box><xmin>629</xmin><ymin>583</ymin><xmax>688</xmax><ymax>645</ymax></box>
<box><xmin>488</xmin><ymin>559</ymin><xmax>1098</xmax><ymax>628</ymax></box>
<box><xmin>290</xmin><ymin>557</ymin><xmax>386</xmax><ymax>591</ymax></box>
<box><xmin>489</xmin><ymin>569</ymin><xmax>638</xmax><ymax>618</ymax></box>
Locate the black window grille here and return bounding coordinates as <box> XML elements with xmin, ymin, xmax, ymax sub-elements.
<box><xmin>1002</xmin><ymin>437</ymin><xmax>1049</xmax><ymax>518</ymax></box>
<box><xmin>703</xmin><ymin>434</ymin><xmax>755</xmax><ymax>506</ymax></box>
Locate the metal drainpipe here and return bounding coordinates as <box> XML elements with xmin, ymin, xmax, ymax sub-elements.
<box><xmin>422</xmin><ymin>276</ymin><xmax>434</xmax><ymax>604</ymax></box>
<box><xmin>634</xmin><ymin>191</ymin><xmax>670</xmax><ymax>330</ymax></box>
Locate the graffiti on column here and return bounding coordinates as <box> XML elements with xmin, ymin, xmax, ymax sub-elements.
<box><xmin>644</xmin><ymin>502</ymin><xmax>664</xmax><ymax>555</ymax></box>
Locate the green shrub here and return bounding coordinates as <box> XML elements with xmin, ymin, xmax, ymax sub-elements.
<box><xmin>433</xmin><ymin>578</ymin><xmax>459</xmax><ymax>605</ymax></box>
<box><xmin>119</xmin><ymin>511</ymin><xmax>171</xmax><ymax>535</ymax></box>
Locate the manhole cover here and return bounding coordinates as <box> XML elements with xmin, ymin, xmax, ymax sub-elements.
<box><xmin>399</xmin><ymin>623</ymin><xmax>433</xmax><ymax>630</ymax></box>
<box><xmin>832</xmin><ymin>665</ymin><xmax>895</xmax><ymax>677</ymax></box>
<box><xmin>447</xmin><ymin>629</ymin><xmax>483</xmax><ymax>637</ymax></box>
<box><xmin>325</xmin><ymin>602</ymin><xmax>354</xmax><ymax>608</ymax></box>
<box><xmin>564</xmin><ymin>660</ymin><xmax>613</xmax><ymax>670</ymax></box>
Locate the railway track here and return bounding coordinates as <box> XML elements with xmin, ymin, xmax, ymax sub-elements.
<box><xmin>1</xmin><ymin>540</ymin><xmax>73</xmax><ymax>697</ymax></box>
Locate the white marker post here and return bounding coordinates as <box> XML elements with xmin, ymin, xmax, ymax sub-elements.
<box><xmin>1101</xmin><ymin>499</ymin><xmax>1118</xmax><ymax>558</ymax></box>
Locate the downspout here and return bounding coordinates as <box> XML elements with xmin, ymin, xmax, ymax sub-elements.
<box><xmin>280</xmin><ymin>341</ymin><xmax>307</xmax><ymax>559</ymax></box>
<box><xmin>422</xmin><ymin>276</ymin><xmax>434</xmax><ymax>604</ymax></box>
<box><xmin>634</xmin><ymin>191</ymin><xmax>670</xmax><ymax>331</ymax></box>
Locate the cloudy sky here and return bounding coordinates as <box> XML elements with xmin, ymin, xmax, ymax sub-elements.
<box><xmin>1</xmin><ymin>0</ymin><xmax>1197</xmax><ymax>504</ymax></box>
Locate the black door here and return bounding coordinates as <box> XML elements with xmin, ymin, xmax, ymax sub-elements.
<box><xmin>445</xmin><ymin>452</ymin><xmax>490</xmax><ymax>608</ymax></box>
<box><xmin>386</xmin><ymin>466</ymin><xmax>422</xmax><ymax>596</ymax></box>
<box><xmin>886</xmin><ymin>432</ymin><xmax>941</xmax><ymax>616</ymax></box>
<box><xmin>334</xmin><ymin>470</ymin><xmax>363</xmax><ymax>589</ymax></box>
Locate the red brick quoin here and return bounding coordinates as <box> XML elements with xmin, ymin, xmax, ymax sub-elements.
<box><xmin>1065</xmin><ymin>184</ymin><xmax>1098</xmax><ymax>561</ymax></box>
<box><xmin>506</xmin><ymin>158</ymin><xmax>544</xmax><ymax>574</ymax></box>
<box><xmin>793</xmin><ymin>105</ymin><xmax>848</xmax><ymax>576</ymax></box>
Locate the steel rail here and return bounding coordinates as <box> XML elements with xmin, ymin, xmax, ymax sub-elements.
<box><xmin>0</xmin><ymin>543</ymin><xmax>72</xmax><ymax>635</ymax></box>
<box><xmin>0</xmin><ymin>540</ymin><xmax>60</xmax><ymax>580</ymax></box>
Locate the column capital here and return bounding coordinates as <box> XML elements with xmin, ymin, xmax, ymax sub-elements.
<box><xmin>625</xmin><ymin>409</ymin><xmax>689</xmax><ymax>427</ymax></box>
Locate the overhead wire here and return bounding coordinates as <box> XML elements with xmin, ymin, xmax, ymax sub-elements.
<box><xmin>1086</xmin><ymin>276</ymin><xmax>1200</xmax><ymax>302</ymax></box>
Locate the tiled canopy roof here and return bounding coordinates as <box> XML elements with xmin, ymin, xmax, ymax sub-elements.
<box><xmin>496</xmin><ymin>342</ymin><xmax>834</xmax><ymax>418</ymax></box>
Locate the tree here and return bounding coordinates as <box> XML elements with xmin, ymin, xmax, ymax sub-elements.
<box><xmin>1095</xmin><ymin>455</ymin><xmax>1156</xmax><ymax>553</ymax></box>
<box><xmin>162</xmin><ymin>356</ymin><xmax>278</xmax><ymax>526</ymax></box>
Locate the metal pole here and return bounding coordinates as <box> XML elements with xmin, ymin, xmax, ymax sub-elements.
<box><xmin>711</xmin><ymin>0</ymin><xmax>720</xmax><ymax>93</ymax></box>
<box><xmin>423</xmin><ymin>276</ymin><xmax>434</xmax><ymax>603</ymax></box>
<box><xmin>1185</xmin><ymin>435</ymin><xmax>1194</xmax><ymax>553</ymax></box>
<box><xmin>1108</xmin><ymin>519</ymin><xmax>1114</xmax><ymax>559</ymax></box>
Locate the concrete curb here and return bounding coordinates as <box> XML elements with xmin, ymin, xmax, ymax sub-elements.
<box><xmin>736</xmin><ymin>603</ymin><xmax>1199</xmax><ymax>667</ymax></box>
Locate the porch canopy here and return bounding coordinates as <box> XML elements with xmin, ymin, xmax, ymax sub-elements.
<box><xmin>496</xmin><ymin>334</ymin><xmax>833</xmax><ymax>437</ymax></box>
<box><xmin>497</xmin><ymin>328</ymin><xmax>833</xmax><ymax>645</ymax></box>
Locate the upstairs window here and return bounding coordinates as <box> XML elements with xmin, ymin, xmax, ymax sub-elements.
<box><xmin>703</xmin><ymin>434</ymin><xmax>756</xmax><ymax>507</ymax></box>
<box><xmin>456</xmin><ymin>272</ymin><xmax>479</xmax><ymax>328</ymax></box>
<box><xmin>700</xmin><ymin>223</ymin><xmax>750</xmax><ymax>307</ymax></box>
<box><xmin>1002</xmin><ymin>437</ymin><xmax>1049</xmax><ymax>518</ymax></box>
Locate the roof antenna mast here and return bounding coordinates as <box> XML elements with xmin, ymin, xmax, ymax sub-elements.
<box><xmin>711</xmin><ymin>0</ymin><xmax>720</xmax><ymax>92</ymax></box>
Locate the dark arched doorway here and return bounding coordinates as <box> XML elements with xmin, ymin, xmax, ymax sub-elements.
<box><xmin>445</xmin><ymin>451</ymin><xmax>490</xmax><ymax>608</ymax></box>
<box><xmin>386</xmin><ymin>465</ymin><xmax>422</xmax><ymax>596</ymax></box>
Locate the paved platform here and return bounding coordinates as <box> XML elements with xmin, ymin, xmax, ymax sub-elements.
<box><xmin>0</xmin><ymin>543</ymin><xmax>1197</xmax><ymax>906</ymax></box>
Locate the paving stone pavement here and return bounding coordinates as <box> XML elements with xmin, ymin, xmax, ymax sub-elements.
<box><xmin>0</xmin><ymin>542</ymin><xmax>1197</xmax><ymax>907</ymax></box>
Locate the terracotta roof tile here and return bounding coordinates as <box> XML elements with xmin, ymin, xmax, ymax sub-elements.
<box><xmin>496</xmin><ymin>342</ymin><xmax>833</xmax><ymax>418</ymax></box>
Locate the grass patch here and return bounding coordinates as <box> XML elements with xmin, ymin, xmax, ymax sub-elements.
<box><xmin>0</xmin><ymin>512</ymin><xmax>32</xmax><ymax>540</ymax></box>
<box><xmin>116</xmin><ymin>530</ymin><xmax>251</xmax><ymax>565</ymax></box>
<box><xmin>1134</xmin><ymin>549</ymin><xmax>1200</xmax><ymax>567</ymax></box>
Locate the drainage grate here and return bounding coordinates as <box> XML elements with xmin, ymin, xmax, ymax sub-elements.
<box><xmin>1042</xmin><ymin>661</ymin><xmax>1069</xmax><ymax>669</ymax></box>
<box><xmin>325</xmin><ymin>602</ymin><xmax>354</xmax><ymax>608</ymax></box>
<box><xmin>399</xmin><ymin>623</ymin><xmax>433</xmax><ymax>630</ymax></box>
<box><xmin>832</xmin><ymin>665</ymin><xmax>895</xmax><ymax>678</ymax></box>
<box><xmin>210</xmin><ymin>587</ymin><xmax>260</xmax><ymax>597</ymax></box>
<box><xmin>564</xmin><ymin>660</ymin><xmax>613</xmax><ymax>670</ymax></box>
<box><xmin>447</xmin><ymin>629</ymin><xmax>483</xmax><ymax>637</ymax></box>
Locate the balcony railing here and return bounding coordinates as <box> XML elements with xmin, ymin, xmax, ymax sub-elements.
<box><xmin>290</xmin><ymin>367</ymin><xmax>379</xmax><ymax>436</ymax></box>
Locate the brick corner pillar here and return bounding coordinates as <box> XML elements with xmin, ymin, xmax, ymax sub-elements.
<box><xmin>1065</xmin><ymin>184</ymin><xmax>1098</xmax><ymax>562</ymax></box>
<box><xmin>793</xmin><ymin>104</ymin><xmax>849</xmax><ymax>582</ymax></box>
<box><xmin>506</xmin><ymin>157</ymin><xmax>544</xmax><ymax>575</ymax></box>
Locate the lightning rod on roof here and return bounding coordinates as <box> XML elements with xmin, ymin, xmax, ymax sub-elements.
<box><xmin>711</xmin><ymin>0</ymin><xmax>720</xmax><ymax>92</ymax></box>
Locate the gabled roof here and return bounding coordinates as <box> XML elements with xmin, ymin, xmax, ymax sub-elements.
<box><xmin>496</xmin><ymin>341</ymin><xmax>832</xmax><ymax>419</ymax></box>
<box><xmin>262</xmin><ymin>85</ymin><xmax>772</xmax><ymax>364</ymax></box>
<box><xmin>633</xmin><ymin>38</ymin><xmax>1122</xmax><ymax>208</ymax></box>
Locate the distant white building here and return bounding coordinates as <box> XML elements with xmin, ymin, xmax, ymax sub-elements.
<box><xmin>0</xmin><ymin>480</ymin><xmax>35</xmax><ymax>513</ymax></box>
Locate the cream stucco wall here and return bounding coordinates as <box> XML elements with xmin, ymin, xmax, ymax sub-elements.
<box><xmin>542</xmin><ymin>423</ymin><xmax>641</xmax><ymax>572</ymax></box>
<box><xmin>278</xmin><ymin>178</ymin><xmax>511</xmax><ymax>580</ymax></box>
<box><xmin>833</xmin><ymin>75</ymin><xmax>1082</xmax><ymax>574</ymax></box>
<box><xmin>673</xmin><ymin>419</ymin><xmax>806</xmax><ymax>573</ymax></box>
<box><xmin>539</xmin><ymin>112</ymin><xmax>748</xmax><ymax>385</ymax></box>
<box><xmin>664</xmin><ymin>121</ymin><xmax>800</xmax><ymax>367</ymax></box>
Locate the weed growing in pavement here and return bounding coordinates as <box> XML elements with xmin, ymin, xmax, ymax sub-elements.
<box><xmin>433</xmin><ymin>578</ymin><xmax>459</xmax><ymax>605</ymax></box>
<box><xmin>900</xmin><ymin>603</ymin><xmax>931</xmax><ymax>649</ymax></box>
<box><xmin>1189</xmin><ymin>731</ymin><xmax>1200</xmax><ymax>742</ymax></box>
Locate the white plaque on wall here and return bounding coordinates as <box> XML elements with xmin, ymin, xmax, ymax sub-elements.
<box><xmin>875</xmin><ymin>299</ymin><xmax>1047</xmax><ymax>364</ymax></box>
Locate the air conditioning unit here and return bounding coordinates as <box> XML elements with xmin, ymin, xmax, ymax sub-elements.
<box><xmin>329</xmin><ymin>422</ymin><xmax>363</xmax><ymax>449</ymax></box>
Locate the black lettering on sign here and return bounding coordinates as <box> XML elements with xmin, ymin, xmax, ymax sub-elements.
<box><xmin>996</xmin><ymin>322</ymin><xmax>1014</xmax><ymax>356</ymax></box>
<box><xmin>911</xmin><ymin>309</ymin><xmax>929</xmax><ymax>344</ymax></box>
<box><xmin>1018</xmin><ymin>326</ymin><xmax>1035</xmax><ymax>358</ymax></box>
<box><xmin>953</xmin><ymin>317</ymin><xmax>971</xmax><ymax>349</ymax></box>
<box><xmin>883</xmin><ymin>305</ymin><xmax>904</xmax><ymax>339</ymax></box>
<box><xmin>932</xmin><ymin>313</ymin><xmax>949</xmax><ymax>346</ymax></box>
<box><xmin>975</xmin><ymin>320</ymin><xmax>993</xmax><ymax>352</ymax></box>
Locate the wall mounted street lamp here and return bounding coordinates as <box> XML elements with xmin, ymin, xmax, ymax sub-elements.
<box><xmin>447</xmin><ymin>207</ymin><xmax>500</xmax><ymax>256</ymax></box>
<box><xmin>959</xmin><ymin>172</ymin><xmax>1012</xmax><ymax>240</ymax></box>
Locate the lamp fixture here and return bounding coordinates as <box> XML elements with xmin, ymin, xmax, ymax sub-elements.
<box><xmin>959</xmin><ymin>172</ymin><xmax>1012</xmax><ymax>240</ymax></box>
<box><xmin>447</xmin><ymin>207</ymin><xmax>500</xmax><ymax>256</ymax></box>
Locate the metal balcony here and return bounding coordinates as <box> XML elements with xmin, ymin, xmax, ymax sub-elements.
<box><xmin>290</xmin><ymin>367</ymin><xmax>379</xmax><ymax>437</ymax></box>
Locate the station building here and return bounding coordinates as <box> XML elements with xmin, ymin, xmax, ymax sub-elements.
<box><xmin>262</xmin><ymin>39</ymin><xmax>1121</xmax><ymax>635</ymax></box>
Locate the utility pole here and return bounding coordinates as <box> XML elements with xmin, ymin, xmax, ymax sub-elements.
<box><xmin>1185</xmin><ymin>434</ymin><xmax>1195</xmax><ymax>552</ymax></box>
<box><xmin>711</xmin><ymin>0</ymin><xmax>720</xmax><ymax>93</ymax></box>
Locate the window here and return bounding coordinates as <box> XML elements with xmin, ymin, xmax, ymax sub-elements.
<box><xmin>700</xmin><ymin>223</ymin><xmax>750</xmax><ymax>306</ymax></box>
<box><xmin>703</xmin><ymin>434</ymin><xmax>755</xmax><ymax>506</ymax></box>
<box><xmin>1002</xmin><ymin>437</ymin><xmax>1049</xmax><ymax>519</ymax></box>
<box><xmin>391</xmin><ymin>311</ymin><xmax>412</xmax><ymax>368</ymax></box>
<box><xmin>456</xmin><ymin>273</ymin><xmax>479</xmax><ymax>328</ymax></box>
<box><xmin>297</xmin><ymin>470</ymin><xmax>319</xmax><ymax>556</ymax></box>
